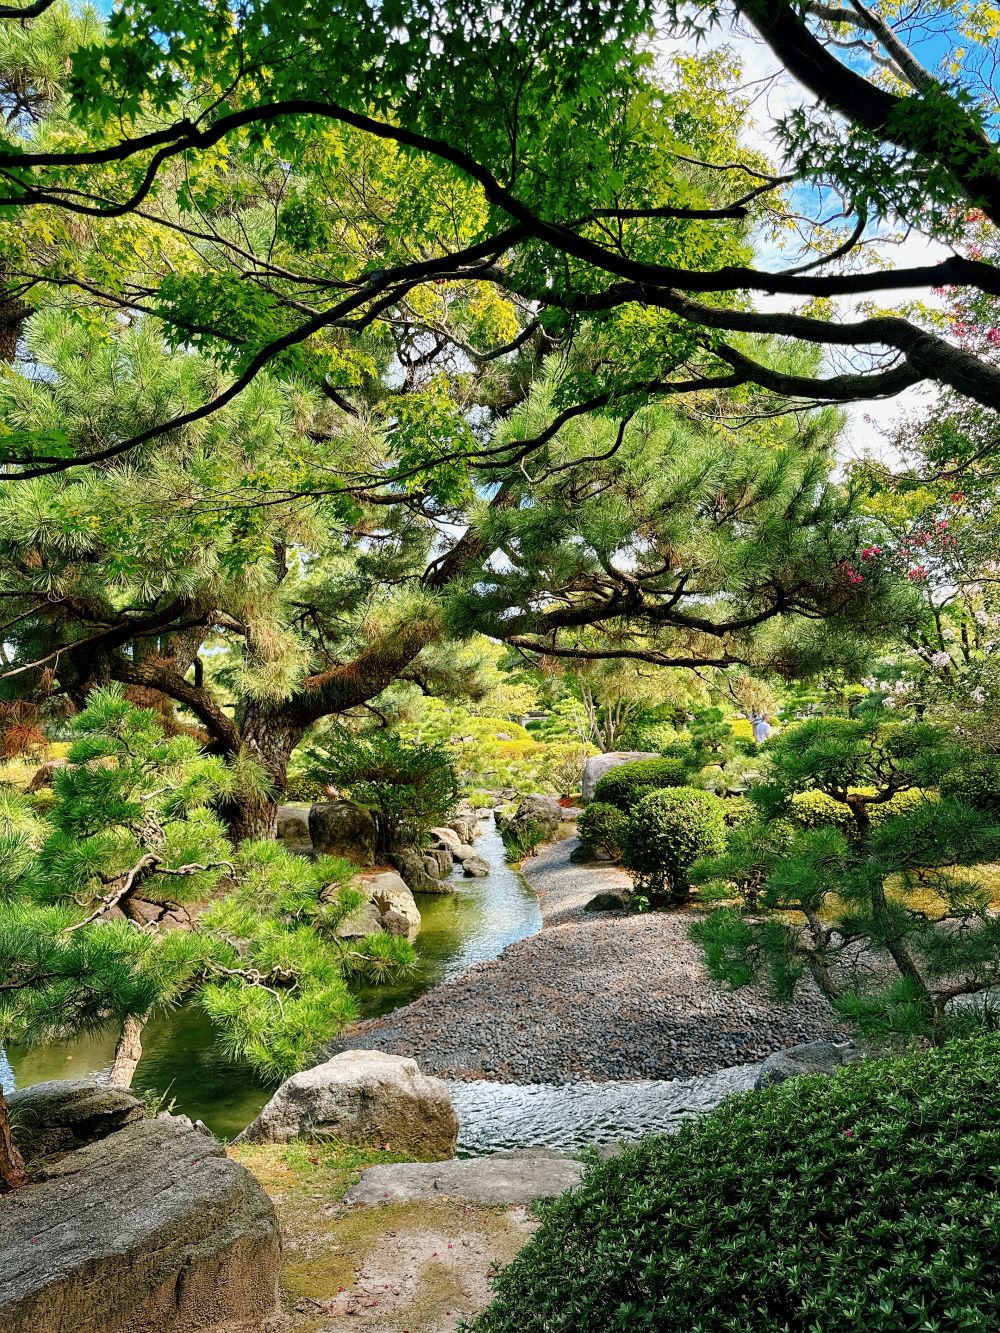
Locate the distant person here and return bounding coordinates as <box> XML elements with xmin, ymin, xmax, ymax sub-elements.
<box><xmin>750</xmin><ymin>711</ymin><xmax>772</xmax><ymax>744</ymax></box>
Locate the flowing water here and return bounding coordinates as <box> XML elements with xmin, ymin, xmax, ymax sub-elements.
<box><xmin>4</xmin><ymin>817</ymin><xmax>543</xmax><ymax>1141</ymax></box>
<box><xmin>449</xmin><ymin>1066</ymin><xmax>760</xmax><ymax>1156</ymax></box>
<box><xmin>5</xmin><ymin>818</ymin><xmax>752</xmax><ymax>1151</ymax></box>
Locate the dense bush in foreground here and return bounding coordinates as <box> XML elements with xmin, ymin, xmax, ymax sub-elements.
<box><xmin>472</xmin><ymin>1039</ymin><xmax>1000</xmax><ymax>1333</ymax></box>
<box><xmin>576</xmin><ymin>801</ymin><xmax>628</xmax><ymax>859</ymax></box>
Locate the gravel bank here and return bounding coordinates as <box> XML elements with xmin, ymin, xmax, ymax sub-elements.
<box><xmin>521</xmin><ymin>836</ymin><xmax>633</xmax><ymax>925</ymax></box>
<box><xmin>339</xmin><ymin>836</ymin><xmax>846</xmax><ymax>1083</ymax></box>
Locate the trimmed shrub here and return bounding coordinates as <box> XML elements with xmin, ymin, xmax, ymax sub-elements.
<box><xmin>869</xmin><ymin>786</ymin><xmax>939</xmax><ymax>826</ymax></box>
<box><xmin>592</xmin><ymin>757</ymin><xmax>689</xmax><ymax>810</ymax></box>
<box><xmin>577</xmin><ymin>801</ymin><xmax>628</xmax><ymax>858</ymax></box>
<box><xmin>787</xmin><ymin>786</ymin><xmax>938</xmax><ymax>837</ymax></box>
<box><xmin>472</xmin><ymin>1038</ymin><xmax>1000</xmax><ymax>1333</ymax></box>
<box><xmin>940</xmin><ymin>758</ymin><xmax>1000</xmax><ymax>816</ymax></box>
<box><xmin>720</xmin><ymin>794</ymin><xmax>755</xmax><ymax>828</ymax></box>
<box><xmin>283</xmin><ymin>757</ymin><xmax>331</xmax><ymax>803</ymax></box>
<box><xmin>788</xmin><ymin>788</ymin><xmax>857</xmax><ymax>834</ymax></box>
<box><xmin>620</xmin><ymin>786</ymin><xmax>726</xmax><ymax>905</ymax></box>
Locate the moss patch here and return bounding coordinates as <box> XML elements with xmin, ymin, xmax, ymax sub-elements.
<box><xmin>233</xmin><ymin>1141</ymin><xmax>536</xmax><ymax>1331</ymax></box>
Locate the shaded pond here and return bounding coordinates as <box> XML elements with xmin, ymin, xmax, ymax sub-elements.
<box><xmin>4</xmin><ymin>817</ymin><xmax>542</xmax><ymax>1141</ymax></box>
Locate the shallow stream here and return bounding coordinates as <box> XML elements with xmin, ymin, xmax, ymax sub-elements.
<box><xmin>449</xmin><ymin>1066</ymin><xmax>760</xmax><ymax>1155</ymax></box>
<box><xmin>5</xmin><ymin>818</ymin><xmax>750</xmax><ymax>1152</ymax></box>
<box><xmin>4</xmin><ymin>818</ymin><xmax>544</xmax><ymax>1141</ymax></box>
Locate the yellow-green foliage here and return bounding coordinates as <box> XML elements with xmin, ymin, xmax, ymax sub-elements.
<box><xmin>456</xmin><ymin>716</ymin><xmax>535</xmax><ymax>744</ymax></box>
<box><xmin>453</xmin><ymin>737</ymin><xmax>594</xmax><ymax>797</ymax></box>
<box><xmin>870</xmin><ymin>787</ymin><xmax>940</xmax><ymax>826</ymax></box>
<box><xmin>789</xmin><ymin>787</ymin><xmax>939</xmax><ymax>834</ymax></box>
<box><xmin>788</xmin><ymin>790</ymin><xmax>857</xmax><ymax>834</ymax></box>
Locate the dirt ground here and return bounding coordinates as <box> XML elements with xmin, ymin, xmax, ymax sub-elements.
<box><xmin>232</xmin><ymin>1141</ymin><xmax>536</xmax><ymax>1333</ymax></box>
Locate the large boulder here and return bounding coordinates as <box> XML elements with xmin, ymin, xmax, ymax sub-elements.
<box><xmin>496</xmin><ymin>794</ymin><xmax>563</xmax><ymax>851</ymax></box>
<box><xmin>755</xmin><ymin>1040</ymin><xmax>863</xmax><ymax>1090</ymax></box>
<box><xmin>448</xmin><ymin>815</ymin><xmax>482</xmax><ymax>845</ymax></box>
<box><xmin>2</xmin><ymin>1100</ymin><xmax>279</xmax><ymax>1333</ymax></box>
<box><xmin>516</xmin><ymin>794</ymin><xmax>563</xmax><ymax>831</ymax></box>
<box><xmin>429</xmin><ymin>825</ymin><xmax>463</xmax><ymax>854</ymax></box>
<box><xmin>7</xmin><ymin>1079</ymin><xmax>144</xmax><ymax>1165</ymax></box>
<box><xmin>462</xmin><ymin>854</ymin><xmax>490</xmax><ymax>878</ymax></box>
<box><xmin>121</xmin><ymin>898</ymin><xmax>194</xmax><ymax>931</ymax></box>
<box><xmin>392</xmin><ymin>848</ymin><xmax>453</xmax><ymax>894</ymax></box>
<box><xmin>336</xmin><ymin>871</ymin><xmax>421</xmax><ymax>942</ymax></box>
<box><xmin>276</xmin><ymin>803</ymin><xmax>311</xmax><ymax>848</ymax></box>
<box><xmin>423</xmin><ymin>847</ymin><xmax>454</xmax><ymax>879</ymax></box>
<box><xmin>581</xmin><ymin>752</ymin><xmax>659</xmax><ymax>802</ymax></box>
<box><xmin>584</xmin><ymin>890</ymin><xmax>630</xmax><ymax>912</ymax></box>
<box><xmin>362</xmin><ymin>870</ymin><xmax>421</xmax><ymax>941</ymax></box>
<box><xmin>334</xmin><ymin>898</ymin><xmax>383</xmax><ymax>940</ymax></box>
<box><xmin>234</xmin><ymin>1050</ymin><xmax>458</xmax><ymax>1160</ymax></box>
<box><xmin>308</xmin><ymin>799</ymin><xmax>377</xmax><ymax>865</ymax></box>
<box><xmin>344</xmin><ymin>1153</ymin><xmax>584</xmax><ymax>1206</ymax></box>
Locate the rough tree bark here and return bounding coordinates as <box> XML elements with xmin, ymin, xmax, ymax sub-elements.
<box><xmin>0</xmin><ymin>1083</ymin><xmax>27</xmax><ymax>1192</ymax></box>
<box><xmin>107</xmin><ymin>1014</ymin><xmax>146</xmax><ymax>1089</ymax></box>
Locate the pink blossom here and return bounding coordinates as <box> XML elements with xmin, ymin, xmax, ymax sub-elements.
<box><xmin>908</xmin><ymin>566</ymin><xmax>928</xmax><ymax>582</ymax></box>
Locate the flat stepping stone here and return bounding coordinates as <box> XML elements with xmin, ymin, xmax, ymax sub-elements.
<box><xmin>344</xmin><ymin>1153</ymin><xmax>584</xmax><ymax>1206</ymax></box>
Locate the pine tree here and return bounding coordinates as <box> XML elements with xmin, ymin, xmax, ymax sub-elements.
<box><xmin>307</xmin><ymin>728</ymin><xmax>459</xmax><ymax>856</ymax></box>
<box><xmin>0</xmin><ymin>687</ymin><xmax>413</xmax><ymax>1185</ymax></box>
<box><xmin>692</xmin><ymin>715</ymin><xmax>1000</xmax><ymax>1042</ymax></box>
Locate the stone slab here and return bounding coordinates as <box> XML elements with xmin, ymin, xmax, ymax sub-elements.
<box><xmin>344</xmin><ymin>1153</ymin><xmax>584</xmax><ymax>1206</ymax></box>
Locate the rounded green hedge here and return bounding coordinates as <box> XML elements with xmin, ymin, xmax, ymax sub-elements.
<box><xmin>592</xmin><ymin>757</ymin><xmax>690</xmax><ymax>810</ymax></box>
<box><xmin>940</xmin><ymin>759</ymin><xmax>1000</xmax><ymax>817</ymax></box>
<box><xmin>472</xmin><ymin>1038</ymin><xmax>1000</xmax><ymax>1333</ymax></box>
<box><xmin>786</xmin><ymin>787</ymin><xmax>938</xmax><ymax>837</ymax></box>
<box><xmin>620</xmin><ymin>785</ymin><xmax>726</xmax><ymax>904</ymax></box>
<box><xmin>576</xmin><ymin>800</ymin><xmax>628</xmax><ymax>858</ymax></box>
<box><xmin>788</xmin><ymin>788</ymin><xmax>858</xmax><ymax>834</ymax></box>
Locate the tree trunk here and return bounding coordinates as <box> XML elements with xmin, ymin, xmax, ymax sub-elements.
<box><xmin>801</xmin><ymin>912</ymin><xmax>843</xmax><ymax>1005</ymax></box>
<box><xmin>108</xmin><ymin>1014</ymin><xmax>146</xmax><ymax>1089</ymax></box>
<box><xmin>849</xmin><ymin>798</ymin><xmax>935</xmax><ymax>1021</ymax></box>
<box><xmin>224</xmin><ymin>791</ymin><xmax>281</xmax><ymax>843</ymax></box>
<box><xmin>0</xmin><ymin>1083</ymin><xmax>27</xmax><ymax>1192</ymax></box>
<box><xmin>220</xmin><ymin>707</ymin><xmax>303</xmax><ymax>844</ymax></box>
<box><xmin>0</xmin><ymin>289</ymin><xmax>27</xmax><ymax>364</ymax></box>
